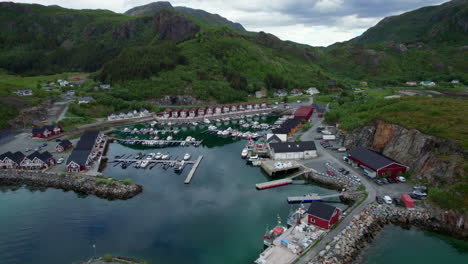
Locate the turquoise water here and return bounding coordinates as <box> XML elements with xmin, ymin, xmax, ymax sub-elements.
<box><xmin>0</xmin><ymin>124</ymin><xmax>344</xmax><ymax>264</ymax></box>
<box><xmin>361</xmin><ymin>225</ymin><xmax>468</xmax><ymax>264</ymax></box>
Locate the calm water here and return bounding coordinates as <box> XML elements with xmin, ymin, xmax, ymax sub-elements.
<box><xmin>361</xmin><ymin>225</ymin><xmax>468</xmax><ymax>264</ymax></box>
<box><xmin>0</xmin><ymin>122</ymin><xmax>343</xmax><ymax>264</ymax></box>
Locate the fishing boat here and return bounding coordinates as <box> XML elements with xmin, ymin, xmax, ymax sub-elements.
<box><xmin>162</xmin><ymin>153</ymin><xmax>170</xmax><ymax>160</ymax></box>
<box><xmin>263</xmin><ymin>215</ymin><xmax>287</xmax><ymax>247</ymax></box>
<box><xmin>155</xmin><ymin>152</ymin><xmax>162</xmax><ymax>159</ymax></box>
<box><xmin>183</xmin><ymin>153</ymin><xmax>191</xmax><ymax>161</ymax></box>
<box><xmin>287</xmin><ymin>205</ymin><xmax>307</xmax><ymax>227</ymax></box>
<box><xmin>241</xmin><ymin>148</ymin><xmax>249</xmax><ymax>158</ymax></box>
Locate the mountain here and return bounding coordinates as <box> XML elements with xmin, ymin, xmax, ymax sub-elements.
<box><xmin>350</xmin><ymin>0</ymin><xmax>468</xmax><ymax>44</ymax></box>
<box><xmin>320</xmin><ymin>0</ymin><xmax>468</xmax><ymax>84</ymax></box>
<box><xmin>124</xmin><ymin>1</ymin><xmax>246</xmax><ymax>32</ymax></box>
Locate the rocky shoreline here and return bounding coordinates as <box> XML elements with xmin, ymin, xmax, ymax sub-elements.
<box><xmin>309</xmin><ymin>204</ymin><xmax>468</xmax><ymax>264</ymax></box>
<box><xmin>0</xmin><ymin>170</ymin><xmax>143</xmax><ymax>200</ymax></box>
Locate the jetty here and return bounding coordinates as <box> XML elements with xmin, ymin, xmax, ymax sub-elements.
<box><xmin>116</xmin><ymin>139</ymin><xmax>203</xmax><ymax>147</ymax></box>
<box><xmin>112</xmin><ymin>158</ymin><xmax>197</xmax><ymax>165</ymax></box>
<box><xmin>185</xmin><ymin>155</ymin><xmax>203</xmax><ymax>184</ymax></box>
<box><xmin>256</xmin><ymin>178</ymin><xmax>293</xmax><ymax>190</ymax></box>
<box><xmin>260</xmin><ymin>160</ymin><xmax>302</xmax><ymax>176</ymax></box>
<box><xmin>287</xmin><ymin>193</ymin><xmax>344</xmax><ymax>203</ymax></box>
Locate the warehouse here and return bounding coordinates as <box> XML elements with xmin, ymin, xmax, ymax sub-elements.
<box><xmin>307</xmin><ymin>202</ymin><xmax>340</xmax><ymax>229</ymax></box>
<box><xmin>271</xmin><ymin>118</ymin><xmax>302</xmax><ymax>138</ymax></box>
<box><xmin>269</xmin><ymin>141</ymin><xmax>317</xmax><ymax>160</ymax></box>
<box><xmin>294</xmin><ymin>106</ymin><xmax>314</xmax><ymax>121</ymax></box>
<box><xmin>346</xmin><ymin>147</ymin><xmax>408</xmax><ymax>178</ymax></box>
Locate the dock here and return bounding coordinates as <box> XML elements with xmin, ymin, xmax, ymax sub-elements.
<box><xmin>116</xmin><ymin>139</ymin><xmax>203</xmax><ymax>147</ymax></box>
<box><xmin>260</xmin><ymin>160</ymin><xmax>301</xmax><ymax>176</ymax></box>
<box><xmin>112</xmin><ymin>158</ymin><xmax>196</xmax><ymax>164</ymax></box>
<box><xmin>185</xmin><ymin>155</ymin><xmax>203</xmax><ymax>184</ymax></box>
<box><xmin>287</xmin><ymin>193</ymin><xmax>342</xmax><ymax>203</ymax></box>
<box><xmin>256</xmin><ymin>178</ymin><xmax>293</xmax><ymax>190</ymax></box>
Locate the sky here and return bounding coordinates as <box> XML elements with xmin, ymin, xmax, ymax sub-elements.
<box><xmin>12</xmin><ymin>0</ymin><xmax>448</xmax><ymax>46</ymax></box>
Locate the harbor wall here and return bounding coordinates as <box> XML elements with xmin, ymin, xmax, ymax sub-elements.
<box><xmin>309</xmin><ymin>204</ymin><xmax>468</xmax><ymax>264</ymax></box>
<box><xmin>0</xmin><ymin>170</ymin><xmax>142</xmax><ymax>200</ymax></box>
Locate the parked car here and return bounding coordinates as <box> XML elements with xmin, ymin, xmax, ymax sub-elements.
<box><xmin>316</xmin><ymin>127</ymin><xmax>324</xmax><ymax>133</ymax></box>
<box><xmin>337</xmin><ymin>147</ymin><xmax>347</xmax><ymax>152</ymax></box>
<box><xmin>383</xmin><ymin>196</ymin><xmax>393</xmax><ymax>204</ymax></box>
<box><xmin>393</xmin><ymin>198</ymin><xmax>403</xmax><ymax>206</ymax></box>
<box><xmin>338</xmin><ymin>168</ymin><xmax>345</xmax><ymax>172</ymax></box>
<box><xmin>42</xmin><ymin>143</ymin><xmax>48</xmax><ymax>147</ymax></box>
<box><xmin>381</xmin><ymin>178</ymin><xmax>389</xmax><ymax>184</ymax></box>
<box><xmin>397</xmin><ymin>176</ymin><xmax>406</xmax><ymax>182</ymax></box>
<box><xmin>413</xmin><ymin>185</ymin><xmax>427</xmax><ymax>192</ymax></box>
<box><xmin>57</xmin><ymin>158</ymin><xmax>64</xmax><ymax>164</ymax></box>
<box><xmin>376</xmin><ymin>196</ymin><xmax>384</xmax><ymax>204</ymax></box>
<box><xmin>326</xmin><ymin>169</ymin><xmax>335</xmax><ymax>176</ymax></box>
<box><xmin>25</xmin><ymin>148</ymin><xmax>31</xmax><ymax>152</ymax></box>
<box><xmin>374</xmin><ymin>179</ymin><xmax>383</xmax><ymax>185</ymax></box>
<box><xmin>409</xmin><ymin>193</ymin><xmax>423</xmax><ymax>200</ymax></box>
<box><xmin>343</xmin><ymin>170</ymin><xmax>350</xmax><ymax>175</ymax></box>
<box><xmin>412</xmin><ymin>190</ymin><xmax>427</xmax><ymax>197</ymax></box>
<box><xmin>34</xmin><ymin>147</ymin><xmax>39</xmax><ymax>151</ymax></box>
<box><xmin>314</xmin><ymin>137</ymin><xmax>322</xmax><ymax>140</ymax></box>
<box><xmin>387</xmin><ymin>178</ymin><xmax>396</xmax><ymax>183</ymax></box>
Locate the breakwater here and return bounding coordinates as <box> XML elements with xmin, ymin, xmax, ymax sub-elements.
<box><xmin>0</xmin><ymin>170</ymin><xmax>142</xmax><ymax>200</ymax></box>
<box><xmin>308</xmin><ymin>204</ymin><xmax>468</xmax><ymax>264</ymax></box>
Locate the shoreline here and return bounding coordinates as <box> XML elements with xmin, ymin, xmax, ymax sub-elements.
<box><xmin>0</xmin><ymin>170</ymin><xmax>143</xmax><ymax>200</ymax></box>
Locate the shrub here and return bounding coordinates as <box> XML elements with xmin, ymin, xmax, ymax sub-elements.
<box><xmin>121</xmin><ymin>178</ymin><xmax>133</xmax><ymax>185</ymax></box>
<box><xmin>102</xmin><ymin>254</ymin><xmax>113</xmax><ymax>262</ymax></box>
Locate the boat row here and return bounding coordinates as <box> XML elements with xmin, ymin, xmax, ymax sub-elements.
<box><xmin>122</xmin><ymin>127</ymin><xmax>179</xmax><ymax>135</ymax></box>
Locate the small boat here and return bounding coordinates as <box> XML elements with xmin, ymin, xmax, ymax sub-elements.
<box><xmin>155</xmin><ymin>152</ymin><xmax>162</xmax><ymax>159</ymax></box>
<box><xmin>183</xmin><ymin>153</ymin><xmax>191</xmax><ymax>161</ymax></box>
<box><xmin>162</xmin><ymin>153</ymin><xmax>170</xmax><ymax>160</ymax></box>
<box><xmin>134</xmin><ymin>160</ymin><xmax>142</xmax><ymax>168</ymax></box>
<box><xmin>121</xmin><ymin>162</ymin><xmax>128</xmax><ymax>169</ymax></box>
<box><xmin>167</xmin><ymin>136</ymin><xmax>173</xmax><ymax>141</ymax></box>
<box><xmin>241</xmin><ymin>148</ymin><xmax>249</xmax><ymax>158</ymax></box>
<box><xmin>140</xmin><ymin>160</ymin><xmax>149</xmax><ymax>168</ymax></box>
<box><xmin>247</xmin><ymin>155</ymin><xmax>259</xmax><ymax>164</ymax></box>
<box><xmin>204</xmin><ymin>118</ymin><xmax>211</xmax><ymax>124</ymax></box>
<box><xmin>192</xmin><ymin>122</ymin><xmax>198</xmax><ymax>126</ymax></box>
<box><xmin>174</xmin><ymin>160</ymin><xmax>185</xmax><ymax>172</ymax></box>
<box><xmin>147</xmin><ymin>153</ymin><xmax>155</xmax><ymax>160</ymax></box>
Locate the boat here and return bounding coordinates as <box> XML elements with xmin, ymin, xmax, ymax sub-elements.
<box><xmin>241</xmin><ymin>148</ymin><xmax>249</xmax><ymax>158</ymax></box>
<box><xmin>247</xmin><ymin>155</ymin><xmax>259</xmax><ymax>164</ymax></box>
<box><xmin>167</xmin><ymin>136</ymin><xmax>173</xmax><ymax>141</ymax></box>
<box><xmin>183</xmin><ymin>153</ymin><xmax>191</xmax><ymax>161</ymax></box>
<box><xmin>286</xmin><ymin>205</ymin><xmax>307</xmax><ymax>227</ymax></box>
<box><xmin>192</xmin><ymin>122</ymin><xmax>198</xmax><ymax>126</ymax></box>
<box><xmin>121</xmin><ymin>162</ymin><xmax>128</xmax><ymax>169</ymax></box>
<box><xmin>146</xmin><ymin>153</ymin><xmax>155</xmax><ymax>160</ymax></box>
<box><xmin>174</xmin><ymin>160</ymin><xmax>185</xmax><ymax>172</ymax></box>
<box><xmin>162</xmin><ymin>153</ymin><xmax>170</xmax><ymax>160</ymax></box>
<box><xmin>134</xmin><ymin>160</ymin><xmax>142</xmax><ymax>168</ymax></box>
<box><xmin>185</xmin><ymin>136</ymin><xmax>192</xmax><ymax>142</ymax></box>
<box><xmin>263</xmin><ymin>215</ymin><xmax>287</xmax><ymax>247</ymax></box>
<box><xmin>140</xmin><ymin>160</ymin><xmax>149</xmax><ymax>168</ymax></box>
<box><xmin>204</xmin><ymin>118</ymin><xmax>211</xmax><ymax>124</ymax></box>
<box><xmin>221</xmin><ymin>130</ymin><xmax>230</xmax><ymax>136</ymax></box>
<box><xmin>155</xmin><ymin>152</ymin><xmax>162</xmax><ymax>159</ymax></box>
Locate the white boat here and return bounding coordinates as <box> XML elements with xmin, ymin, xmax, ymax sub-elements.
<box><xmin>241</xmin><ymin>148</ymin><xmax>249</xmax><ymax>158</ymax></box>
<box><xmin>183</xmin><ymin>153</ymin><xmax>191</xmax><ymax>161</ymax></box>
<box><xmin>162</xmin><ymin>153</ymin><xmax>170</xmax><ymax>160</ymax></box>
<box><xmin>167</xmin><ymin>136</ymin><xmax>173</xmax><ymax>141</ymax></box>
<box><xmin>185</xmin><ymin>136</ymin><xmax>192</xmax><ymax>142</ymax></box>
<box><xmin>192</xmin><ymin>122</ymin><xmax>198</xmax><ymax>126</ymax></box>
<box><xmin>221</xmin><ymin>130</ymin><xmax>230</xmax><ymax>136</ymax></box>
<box><xmin>204</xmin><ymin>118</ymin><xmax>211</xmax><ymax>124</ymax></box>
<box><xmin>155</xmin><ymin>152</ymin><xmax>162</xmax><ymax>159</ymax></box>
<box><xmin>217</xmin><ymin>130</ymin><xmax>223</xmax><ymax>136</ymax></box>
<box><xmin>147</xmin><ymin>153</ymin><xmax>155</xmax><ymax>160</ymax></box>
<box><xmin>150</xmin><ymin>121</ymin><xmax>157</xmax><ymax>127</ymax></box>
<box><xmin>140</xmin><ymin>160</ymin><xmax>149</xmax><ymax>168</ymax></box>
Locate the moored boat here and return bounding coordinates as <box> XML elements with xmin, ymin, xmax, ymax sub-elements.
<box><xmin>241</xmin><ymin>148</ymin><xmax>249</xmax><ymax>158</ymax></box>
<box><xmin>183</xmin><ymin>153</ymin><xmax>191</xmax><ymax>161</ymax></box>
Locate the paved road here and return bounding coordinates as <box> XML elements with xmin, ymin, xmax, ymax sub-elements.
<box><xmin>295</xmin><ymin>98</ymin><xmax>377</xmax><ymax>264</ymax></box>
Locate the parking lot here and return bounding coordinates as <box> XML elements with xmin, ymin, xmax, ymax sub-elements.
<box><xmin>0</xmin><ymin>132</ymin><xmax>78</xmax><ymax>173</ymax></box>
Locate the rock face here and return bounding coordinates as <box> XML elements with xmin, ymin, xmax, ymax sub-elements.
<box><xmin>150</xmin><ymin>95</ymin><xmax>215</xmax><ymax>106</ymax></box>
<box><xmin>153</xmin><ymin>10</ymin><xmax>200</xmax><ymax>42</ymax></box>
<box><xmin>340</xmin><ymin>120</ymin><xmax>465</xmax><ymax>185</ymax></box>
<box><xmin>0</xmin><ymin>171</ymin><xmax>143</xmax><ymax>200</ymax></box>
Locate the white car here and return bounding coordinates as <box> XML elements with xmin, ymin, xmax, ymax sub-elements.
<box><xmin>397</xmin><ymin>176</ymin><xmax>406</xmax><ymax>182</ymax></box>
<box><xmin>57</xmin><ymin>158</ymin><xmax>64</xmax><ymax>164</ymax></box>
<box><xmin>383</xmin><ymin>195</ymin><xmax>393</xmax><ymax>204</ymax></box>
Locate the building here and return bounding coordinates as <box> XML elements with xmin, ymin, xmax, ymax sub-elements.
<box><xmin>420</xmin><ymin>81</ymin><xmax>436</xmax><ymax>87</ymax></box>
<box><xmin>360</xmin><ymin>81</ymin><xmax>368</xmax><ymax>87</ymax></box>
<box><xmin>198</xmin><ymin>107</ymin><xmax>206</xmax><ymax>116</ymax></box>
<box><xmin>261</xmin><ymin>102</ymin><xmax>268</xmax><ymax>108</ymax></box>
<box><xmin>206</xmin><ymin>106</ymin><xmax>214</xmax><ymax>115</ymax></box>
<box><xmin>107</xmin><ymin>113</ymin><xmax>119</xmax><ymax>121</ymax></box>
<box><xmin>171</xmin><ymin>109</ymin><xmax>179</xmax><ymax>118</ymax></box>
<box><xmin>56</xmin><ymin>139</ymin><xmax>73</xmax><ymax>153</ymax></box>
<box><xmin>405</xmin><ymin>81</ymin><xmax>417</xmax><ymax>86</ymax></box>
<box><xmin>253</xmin><ymin>102</ymin><xmax>260</xmax><ymax>109</ymax></box>
<box><xmin>272</xmin><ymin>118</ymin><xmax>302</xmax><ymax>137</ymax></box>
<box><xmin>231</xmin><ymin>104</ymin><xmax>238</xmax><ymax>112</ymax></box>
<box><xmin>266</xmin><ymin>134</ymin><xmax>287</xmax><ymax>143</ymax></box>
<box><xmin>77</xmin><ymin>97</ymin><xmax>94</xmax><ymax>104</ymax></box>
<box><xmin>66</xmin><ymin>130</ymin><xmax>104</xmax><ymax>172</ymax></box>
<box><xmin>451</xmin><ymin>80</ymin><xmax>460</xmax><ymax>84</ymax></box>
<box><xmin>32</xmin><ymin>125</ymin><xmax>63</xmax><ymax>139</ymax></box>
<box><xmin>0</xmin><ymin>151</ymin><xmax>25</xmax><ymax>169</ymax></box>
<box><xmin>238</xmin><ymin>103</ymin><xmax>246</xmax><ymax>111</ymax></box>
<box><xmin>163</xmin><ymin>109</ymin><xmax>172</xmax><ymax>119</ymax></box>
<box><xmin>189</xmin><ymin>108</ymin><xmax>197</xmax><ymax>118</ymax></box>
<box><xmin>307</xmin><ymin>202</ymin><xmax>340</xmax><ymax>229</ymax></box>
<box><xmin>312</xmin><ymin>103</ymin><xmax>326</xmax><ymax>113</ymax></box>
<box><xmin>246</xmin><ymin>103</ymin><xmax>253</xmax><ymax>110</ymax></box>
<box><xmin>269</xmin><ymin>141</ymin><xmax>317</xmax><ymax>160</ymax></box>
<box><xmin>14</xmin><ymin>89</ymin><xmax>33</xmax><ymax>96</ymax></box>
<box><xmin>328</xmin><ymin>86</ymin><xmax>343</xmax><ymax>92</ymax></box>
<box><xmin>294</xmin><ymin>106</ymin><xmax>314</xmax><ymax>121</ymax></box>
<box><xmin>21</xmin><ymin>151</ymin><xmax>54</xmax><ymax>170</ymax></box>
<box><xmin>307</xmin><ymin>87</ymin><xmax>320</xmax><ymax>95</ymax></box>
<box><xmin>274</xmin><ymin>89</ymin><xmax>287</xmax><ymax>97</ymax></box>
<box><xmin>290</xmin><ymin>89</ymin><xmax>303</xmax><ymax>96</ymax></box>
<box><xmin>255</xmin><ymin>90</ymin><xmax>266</xmax><ymax>99</ymax></box>
<box><xmin>215</xmin><ymin>106</ymin><xmax>222</xmax><ymax>115</ymax></box>
<box><xmin>180</xmin><ymin>109</ymin><xmax>188</xmax><ymax>118</ymax></box>
<box><xmin>346</xmin><ymin>147</ymin><xmax>408</xmax><ymax>178</ymax></box>
<box><xmin>223</xmin><ymin>105</ymin><xmax>230</xmax><ymax>113</ymax></box>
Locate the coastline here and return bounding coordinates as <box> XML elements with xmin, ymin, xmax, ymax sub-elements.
<box><xmin>0</xmin><ymin>170</ymin><xmax>143</xmax><ymax>200</ymax></box>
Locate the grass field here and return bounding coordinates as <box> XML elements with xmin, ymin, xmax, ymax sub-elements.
<box><xmin>0</xmin><ymin>72</ymin><xmax>84</xmax><ymax>94</ymax></box>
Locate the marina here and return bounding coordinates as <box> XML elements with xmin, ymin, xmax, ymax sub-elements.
<box><xmin>184</xmin><ymin>155</ymin><xmax>203</xmax><ymax>184</ymax></box>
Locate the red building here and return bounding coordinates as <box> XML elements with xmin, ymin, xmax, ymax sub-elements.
<box><xmin>347</xmin><ymin>147</ymin><xmax>408</xmax><ymax>178</ymax></box>
<box><xmin>294</xmin><ymin>106</ymin><xmax>314</xmax><ymax>121</ymax></box>
<box><xmin>56</xmin><ymin>139</ymin><xmax>73</xmax><ymax>153</ymax></box>
<box><xmin>163</xmin><ymin>109</ymin><xmax>172</xmax><ymax>118</ymax></box>
<box><xmin>32</xmin><ymin>125</ymin><xmax>63</xmax><ymax>138</ymax></box>
<box><xmin>198</xmin><ymin>107</ymin><xmax>206</xmax><ymax>116</ymax></box>
<box><xmin>307</xmin><ymin>202</ymin><xmax>340</xmax><ymax>229</ymax></box>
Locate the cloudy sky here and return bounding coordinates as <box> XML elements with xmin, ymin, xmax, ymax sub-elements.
<box><xmin>13</xmin><ymin>0</ymin><xmax>447</xmax><ymax>46</ymax></box>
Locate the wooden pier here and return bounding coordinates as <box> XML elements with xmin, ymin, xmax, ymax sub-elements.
<box><xmin>255</xmin><ymin>178</ymin><xmax>293</xmax><ymax>190</ymax></box>
<box><xmin>185</xmin><ymin>155</ymin><xmax>203</xmax><ymax>184</ymax></box>
<box><xmin>116</xmin><ymin>139</ymin><xmax>203</xmax><ymax>146</ymax></box>
<box><xmin>112</xmin><ymin>158</ymin><xmax>196</xmax><ymax>164</ymax></box>
<box><xmin>287</xmin><ymin>191</ymin><xmax>365</xmax><ymax>203</ymax></box>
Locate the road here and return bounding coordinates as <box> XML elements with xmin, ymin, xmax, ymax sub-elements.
<box><xmin>295</xmin><ymin>97</ymin><xmax>377</xmax><ymax>264</ymax></box>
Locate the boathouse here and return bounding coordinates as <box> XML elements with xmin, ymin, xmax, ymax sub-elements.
<box><xmin>246</xmin><ymin>103</ymin><xmax>253</xmax><ymax>110</ymax></box>
<box><xmin>253</xmin><ymin>102</ymin><xmax>260</xmax><ymax>109</ymax></box>
<box><xmin>347</xmin><ymin>147</ymin><xmax>408</xmax><ymax>178</ymax></box>
<box><xmin>66</xmin><ymin>130</ymin><xmax>104</xmax><ymax>172</ymax></box>
<box><xmin>56</xmin><ymin>139</ymin><xmax>73</xmax><ymax>153</ymax></box>
<box><xmin>269</xmin><ymin>141</ymin><xmax>317</xmax><ymax>160</ymax></box>
<box><xmin>198</xmin><ymin>107</ymin><xmax>206</xmax><ymax>116</ymax></box>
<box><xmin>21</xmin><ymin>151</ymin><xmax>54</xmax><ymax>170</ymax></box>
<box><xmin>307</xmin><ymin>202</ymin><xmax>340</xmax><ymax>229</ymax></box>
<box><xmin>294</xmin><ymin>106</ymin><xmax>314</xmax><ymax>121</ymax></box>
<box><xmin>215</xmin><ymin>106</ymin><xmax>222</xmax><ymax>115</ymax></box>
<box><xmin>171</xmin><ymin>109</ymin><xmax>179</xmax><ymax>118</ymax></box>
<box><xmin>261</xmin><ymin>102</ymin><xmax>268</xmax><ymax>108</ymax></box>
<box><xmin>239</xmin><ymin>103</ymin><xmax>246</xmax><ymax>111</ymax></box>
<box><xmin>32</xmin><ymin>125</ymin><xmax>63</xmax><ymax>138</ymax></box>
<box><xmin>180</xmin><ymin>109</ymin><xmax>189</xmax><ymax>118</ymax></box>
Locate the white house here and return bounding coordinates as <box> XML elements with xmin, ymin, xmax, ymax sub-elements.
<box><xmin>14</xmin><ymin>89</ymin><xmax>33</xmax><ymax>96</ymax></box>
<box><xmin>420</xmin><ymin>81</ymin><xmax>436</xmax><ymax>87</ymax></box>
<box><xmin>451</xmin><ymin>80</ymin><xmax>460</xmax><ymax>84</ymax></box>
<box><xmin>255</xmin><ymin>90</ymin><xmax>266</xmax><ymax>99</ymax></box>
<box><xmin>78</xmin><ymin>97</ymin><xmax>94</xmax><ymax>104</ymax></box>
<box><xmin>307</xmin><ymin>87</ymin><xmax>320</xmax><ymax>95</ymax></box>
<box><xmin>215</xmin><ymin>106</ymin><xmax>222</xmax><ymax>115</ymax></box>
<box><xmin>269</xmin><ymin>141</ymin><xmax>317</xmax><ymax>160</ymax></box>
<box><xmin>266</xmin><ymin>133</ymin><xmax>287</xmax><ymax>143</ymax></box>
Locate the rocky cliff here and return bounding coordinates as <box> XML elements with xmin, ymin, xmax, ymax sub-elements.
<box><xmin>340</xmin><ymin>120</ymin><xmax>466</xmax><ymax>186</ymax></box>
<box><xmin>153</xmin><ymin>10</ymin><xmax>200</xmax><ymax>42</ymax></box>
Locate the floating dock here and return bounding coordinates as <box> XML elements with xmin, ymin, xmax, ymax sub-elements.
<box><xmin>116</xmin><ymin>139</ymin><xmax>203</xmax><ymax>146</ymax></box>
<box><xmin>185</xmin><ymin>155</ymin><xmax>203</xmax><ymax>184</ymax></box>
<box><xmin>256</xmin><ymin>178</ymin><xmax>293</xmax><ymax>190</ymax></box>
<box><xmin>112</xmin><ymin>158</ymin><xmax>196</xmax><ymax>164</ymax></box>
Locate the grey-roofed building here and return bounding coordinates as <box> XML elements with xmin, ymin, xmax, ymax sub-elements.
<box><xmin>347</xmin><ymin>147</ymin><xmax>408</xmax><ymax>178</ymax></box>
<box><xmin>269</xmin><ymin>141</ymin><xmax>317</xmax><ymax>160</ymax></box>
<box><xmin>306</xmin><ymin>202</ymin><xmax>340</xmax><ymax>229</ymax></box>
<box><xmin>66</xmin><ymin>130</ymin><xmax>104</xmax><ymax>172</ymax></box>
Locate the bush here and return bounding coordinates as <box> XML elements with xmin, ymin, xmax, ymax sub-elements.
<box><xmin>122</xmin><ymin>178</ymin><xmax>133</xmax><ymax>185</ymax></box>
<box><xmin>95</xmin><ymin>179</ymin><xmax>113</xmax><ymax>186</ymax></box>
<box><xmin>102</xmin><ymin>254</ymin><xmax>113</xmax><ymax>262</ymax></box>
